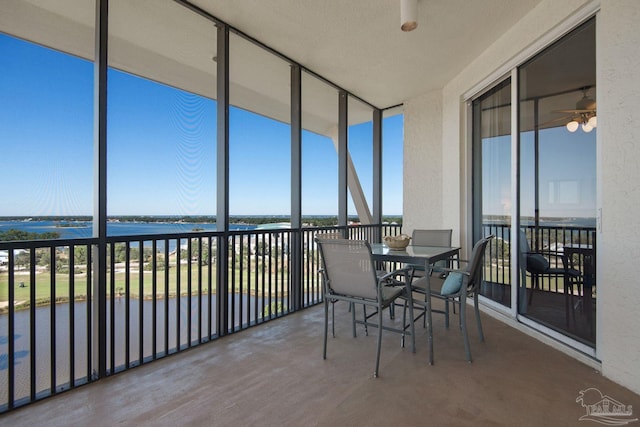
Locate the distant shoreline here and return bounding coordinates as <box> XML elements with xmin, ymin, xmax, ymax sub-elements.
<box><xmin>0</xmin><ymin>215</ymin><xmax>404</xmax><ymax>227</ymax></box>
<box><xmin>0</xmin><ymin>215</ymin><xmax>404</xmax><ymax>243</ymax></box>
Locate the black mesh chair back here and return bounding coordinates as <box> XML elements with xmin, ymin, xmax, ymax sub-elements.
<box><xmin>316</xmin><ymin>239</ymin><xmax>378</xmax><ymax>300</ymax></box>
<box><xmin>315</xmin><ymin>238</ymin><xmax>415</xmax><ymax>377</ymax></box>
<box><xmin>411</xmin><ymin>229</ymin><xmax>452</xmax><ymax>247</ymax></box>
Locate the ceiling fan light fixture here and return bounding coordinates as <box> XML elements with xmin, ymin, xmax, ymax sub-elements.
<box><xmin>566</xmin><ymin>120</ymin><xmax>579</xmax><ymax>132</ymax></box>
<box><xmin>561</xmin><ymin>88</ymin><xmax>597</xmax><ymax>133</ymax></box>
<box><xmin>401</xmin><ymin>0</ymin><xmax>418</xmax><ymax>32</ymax></box>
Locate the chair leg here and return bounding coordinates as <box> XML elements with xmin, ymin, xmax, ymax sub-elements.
<box><xmin>323</xmin><ymin>299</ymin><xmax>329</xmax><ymax>360</ymax></box>
<box><xmin>528</xmin><ymin>275</ymin><xmax>538</xmax><ymax>306</ymax></box>
<box><xmin>401</xmin><ymin>300</ymin><xmax>406</xmax><ymax>348</ymax></box>
<box><xmin>458</xmin><ymin>298</ymin><xmax>463</xmax><ymax>330</ymax></box>
<box><xmin>374</xmin><ymin>306</ymin><xmax>383</xmax><ymax>378</ymax></box>
<box><xmin>564</xmin><ymin>282</ymin><xmax>571</xmax><ymax>327</ymax></box>
<box><xmin>400</xmin><ymin>297</ymin><xmax>416</xmax><ymax>352</ymax></box>
<box><xmin>331</xmin><ymin>301</ymin><xmax>336</xmax><ymax>338</ymax></box>
<box><xmin>474</xmin><ymin>293</ymin><xmax>484</xmax><ymax>342</ymax></box>
<box><xmin>351</xmin><ymin>302</ymin><xmax>357</xmax><ymax>338</ymax></box>
<box><xmin>444</xmin><ymin>299</ymin><xmax>450</xmax><ymax>329</ymax></box>
<box><xmin>460</xmin><ymin>296</ymin><xmax>472</xmax><ymax>363</ymax></box>
<box><xmin>564</xmin><ymin>276</ymin><xmax>579</xmax><ymax>327</ymax></box>
<box><xmin>423</xmin><ymin>293</ymin><xmax>428</xmax><ymax>328</ymax></box>
<box><xmin>407</xmin><ymin>297</ymin><xmax>416</xmax><ymax>353</ymax></box>
<box><xmin>363</xmin><ymin>305</ymin><xmax>369</xmax><ymax>336</ymax></box>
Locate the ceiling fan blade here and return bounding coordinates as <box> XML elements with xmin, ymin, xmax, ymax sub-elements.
<box><xmin>539</xmin><ymin>115</ymin><xmax>573</xmax><ymax>127</ymax></box>
<box><xmin>554</xmin><ymin>109</ymin><xmax>595</xmax><ymax>114</ymax></box>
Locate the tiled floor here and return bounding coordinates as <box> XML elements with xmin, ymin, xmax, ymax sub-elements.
<box><xmin>1</xmin><ymin>300</ymin><xmax>638</xmax><ymax>426</ymax></box>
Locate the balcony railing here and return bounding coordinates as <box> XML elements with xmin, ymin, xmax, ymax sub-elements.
<box><xmin>1</xmin><ymin>221</ymin><xmax>594</xmax><ymax>413</ymax></box>
<box><xmin>483</xmin><ymin>222</ymin><xmax>597</xmax><ymax>292</ymax></box>
<box><xmin>0</xmin><ymin>223</ymin><xmax>401</xmax><ymax>413</ymax></box>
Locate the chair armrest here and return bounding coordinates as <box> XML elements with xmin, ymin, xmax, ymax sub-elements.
<box><xmin>405</xmin><ymin>256</ymin><xmax>459</xmax><ymax>272</ymax></box>
<box><xmin>377</xmin><ymin>270</ymin><xmax>408</xmax><ymax>288</ymax></box>
<box><xmin>438</xmin><ymin>266</ymin><xmax>471</xmax><ymax>277</ymax></box>
<box><xmin>525</xmin><ymin>250</ymin><xmax>565</xmax><ymax>258</ymax></box>
<box><xmin>377</xmin><ymin>269</ymin><xmax>401</xmax><ymax>283</ymax></box>
<box><xmin>394</xmin><ymin>265</ymin><xmax>416</xmax><ymax>274</ymax></box>
<box><xmin>525</xmin><ymin>250</ymin><xmax>573</xmax><ymax>271</ymax></box>
<box><xmin>527</xmin><ymin>250</ymin><xmax>571</xmax><ymax>261</ymax></box>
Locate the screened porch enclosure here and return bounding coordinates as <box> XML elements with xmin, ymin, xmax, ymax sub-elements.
<box><xmin>0</xmin><ymin>0</ymin><xmax>403</xmax><ymax>412</ymax></box>
<box><xmin>4</xmin><ymin>0</ymin><xmax>637</xmax><ymax>418</ymax></box>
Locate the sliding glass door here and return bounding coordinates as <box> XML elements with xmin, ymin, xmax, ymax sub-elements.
<box><xmin>473</xmin><ymin>18</ymin><xmax>596</xmax><ymax>347</ymax></box>
<box><xmin>518</xmin><ymin>19</ymin><xmax>596</xmax><ymax>346</ymax></box>
<box><xmin>472</xmin><ymin>79</ymin><xmax>512</xmax><ymax>308</ymax></box>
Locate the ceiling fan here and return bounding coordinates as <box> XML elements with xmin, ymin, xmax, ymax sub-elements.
<box><xmin>554</xmin><ymin>88</ymin><xmax>597</xmax><ymax>133</ymax></box>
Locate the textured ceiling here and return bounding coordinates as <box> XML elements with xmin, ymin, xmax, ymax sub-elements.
<box><xmin>190</xmin><ymin>0</ymin><xmax>544</xmax><ymax>109</ymax></box>
<box><xmin>1</xmin><ymin>0</ymin><xmax>549</xmax><ymax>132</ymax></box>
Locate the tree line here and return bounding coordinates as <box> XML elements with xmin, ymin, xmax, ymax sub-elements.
<box><xmin>0</xmin><ymin>229</ymin><xmax>61</xmax><ymax>241</ymax></box>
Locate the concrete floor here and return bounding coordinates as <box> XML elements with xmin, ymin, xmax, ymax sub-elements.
<box><xmin>1</xmin><ymin>300</ymin><xmax>638</xmax><ymax>426</ymax></box>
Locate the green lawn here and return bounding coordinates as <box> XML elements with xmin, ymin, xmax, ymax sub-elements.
<box><xmin>0</xmin><ymin>261</ymin><xmax>296</xmax><ymax>312</ymax></box>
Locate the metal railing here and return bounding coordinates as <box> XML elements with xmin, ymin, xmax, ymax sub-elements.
<box><xmin>0</xmin><ymin>223</ymin><xmax>402</xmax><ymax>412</ymax></box>
<box><xmin>0</xmin><ymin>238</ymin><xmax>96</xmax><ymax>410</ymax></box>
<box><xmin>2</xmin><ymin>221</ymin><xmax>597</xmax><ymax>411</ymax></box>
<box><xmin>482</xmin><ymin>222</ymin><xmax>597</xmax><ymax>292</ymax></box>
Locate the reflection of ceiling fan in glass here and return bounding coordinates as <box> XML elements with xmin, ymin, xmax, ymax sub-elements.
<box><xmin>555</xmin><ymin>89</ymin><xmax>597</xmax><ymax>133</ymax></box>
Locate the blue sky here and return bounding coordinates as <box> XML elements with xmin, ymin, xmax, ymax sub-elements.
<box><xmin>0</xmin><ymin>34</ymin><xmax>94</xmax><ymax>216</ymax></box>
<box><xmin>0</xmin><ymin>33</ymin><xmax>404</xmax><ymax>217</ymax></box>
<box><xmin>482</xmin><ymin>127</ymin><xmax>596</xmax><ymax>219</ymax></box>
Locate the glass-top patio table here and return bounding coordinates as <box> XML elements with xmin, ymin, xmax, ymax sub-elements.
<box><xmin>370</xmin><ymin>243</ymin><xmax>461</xmax><ymax>365</ymax></box>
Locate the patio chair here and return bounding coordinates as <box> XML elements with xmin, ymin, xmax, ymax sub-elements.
<box><xmin>518</xmin><ymin>230</ymin><xmax>582</xmax><ymax>325</ymax></box>
<box><xmin>410</xmin><ymin>229</ymin><xmax>454</xmax><ymax>277</ymax></box>
<box><xmin>316</xmin><ymin>238</ymin><xmax>415</xmax><ymax>378</ymax></box>
<box><xmin>315</xmin><ymin>231</ymin><xmax>348</xmax><ymax>337</ymax></box>
<box><xmin>316</xmin><ymin>231</ymin><xmax>395</xmax><ymax>329</ymax></box>
<box><xmin>400</xmin><ymin>229</ymin><xmax>455</xmax><ymax>324</ymax></box>
<box><xmin>407</xmin><ymin>235</ymin><xmax>494</xmax><ymax>362</ymax></box>
<box><xmin>317</xmin><ymin>230</ymin><xmax>345</xmax><ymax>240</ymax></box>
<box><xmin>315</xmin><ymin>230</ymin><xmax>387</xmax><ymax>327</ymax></box>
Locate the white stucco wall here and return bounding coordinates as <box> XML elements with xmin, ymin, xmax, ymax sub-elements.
<box><xmin>597</xmin><ymin>0</ymin><xmax>640</xmax><ymax>395</ymax></box>
<box><xmin>403</xmin><ymin>0</ymin><xmax>640</xmax><ymax>394</ymax></box>
<box><xmin>403</xmin><ymin>90</ymin><xmax>444</xmax><ymax>235</ymax></box>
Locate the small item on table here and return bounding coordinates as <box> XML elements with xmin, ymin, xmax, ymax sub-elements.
<box><xmin>384</xmin><ymin>234</ymin><xmax>411</xmax><ymax>250</ymax></box>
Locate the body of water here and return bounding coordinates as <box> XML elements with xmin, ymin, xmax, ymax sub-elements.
<box><xmin>0</xmin><ymin>220</ymin><xmax>263</xmax><ymax>240</ymax></box>
<box><xmin>0</xmin><ymin>294</ymin><xmax>275</xmax><ymax>405</ymax></box>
